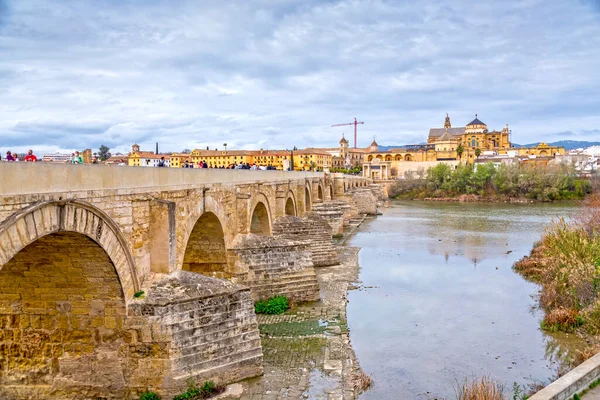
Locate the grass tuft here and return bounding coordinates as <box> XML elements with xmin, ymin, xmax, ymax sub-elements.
<box><xmin>455</xmin><ymin>376</ymin><xmax>504</xmax><ymax>400</ymax></box>
<box><xmin>173</xmin><ymin>379</ymin><xmax>225</xmax><ymax>400</ymax></box>
<box><xmin>139</xmin><ymin>391</ymin><xmax>161</xmax><ymax>400</ymax></box>
<box><xmin>352</xmin><ymin>370</ymin><xmax>373</xmax><ymax>394</ymax></box>
<box><xmin>255</xmin><ymin>296</ymin><xmax>289</xmax><ymax>315</ymax></box>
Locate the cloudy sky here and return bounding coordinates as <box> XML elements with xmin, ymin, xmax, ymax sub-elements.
<box><xmin>1</xmin><ymin>0</ymin><xmax>600</xmax><ymax>155</ymax></box>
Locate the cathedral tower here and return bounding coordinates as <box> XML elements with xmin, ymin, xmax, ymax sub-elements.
<box><xmin>444</xmin><ymin>113</ymin><xmax>451</xmax><ymax>129</ymax></box>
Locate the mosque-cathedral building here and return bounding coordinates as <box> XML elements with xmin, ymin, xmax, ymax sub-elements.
<box><xmin>360</xmin><ymin>114</ymin><xmax>565</xmax><ymax>180</ymax></box>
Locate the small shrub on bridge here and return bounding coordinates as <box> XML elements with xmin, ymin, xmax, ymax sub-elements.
<box><xmin>255</xmin><ymin>296</ymin><xmax>290</xmax><ymax>315</ymax></box>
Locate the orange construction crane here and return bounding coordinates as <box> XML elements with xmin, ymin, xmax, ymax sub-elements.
<box><xmin>331</xmin><ymin>117</ymin><xmax>364</xmax><ymax>149</ymax></box>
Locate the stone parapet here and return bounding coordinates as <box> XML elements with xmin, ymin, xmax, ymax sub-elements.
<box><xmin>529</xmin><ymin>352</ymin><xmax>600</xmax><ymax>400</ymax></box>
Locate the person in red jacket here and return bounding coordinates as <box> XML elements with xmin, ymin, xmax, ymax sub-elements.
<box><xmin>24</xmin><ymin>149</ymin><xmax>37</xmax><ymax>162</ymax></box>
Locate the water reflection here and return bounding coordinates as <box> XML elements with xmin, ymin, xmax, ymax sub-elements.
<box><xmin>347</xmin><ymin>201</ymin><xmax>578</xmax><ymax>399</ymax></box>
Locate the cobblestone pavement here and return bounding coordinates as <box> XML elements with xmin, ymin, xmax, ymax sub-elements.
<box><xmin>234</xmin><ymin>245</ymin><xmax>366</xmax><ymax>400</ymax></box>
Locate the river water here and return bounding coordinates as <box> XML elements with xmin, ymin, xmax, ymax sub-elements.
<box><xmin>347</xmin><ymin>200</ymin><xmax>580</xmax><ymax>399</ymax></box>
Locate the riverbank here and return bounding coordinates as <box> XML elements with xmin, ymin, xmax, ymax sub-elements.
<box><xmin>514</xmin><ymin>195</ymin><xmax>600</xmax><ymax>367</ymax></box>
<box><xmin>233</xmin><ymin>242</ymin><xmax>369</xmax><ymax>399</ymax></box>
<box><xmin>422</xmin><ymin>194</ymin><xmax>534</xmax><ymax>203</ymax></box>
<box><xmin>389</xmin><ymin>163</ymin><xmax>594</xmax><ymax>203</ymax></box>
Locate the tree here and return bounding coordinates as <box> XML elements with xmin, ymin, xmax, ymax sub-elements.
<box><xmin>474</xmin><ymin>147</ymin><xmax>481</xmax><ymax>158</ymax></box>
<box><xmin>456</xmin><ymin>144</ymin><xmax>464</xmax><ymax>160</ymax></box>
<box><xmin>309</xmin><ymin>161</ymin><xmax>317</xmax><ymax>171</ymax></box>
<box><xmin>98</xmin><ymin>145</ymin><xmax>110</xmax><ymax>161</ymax></box>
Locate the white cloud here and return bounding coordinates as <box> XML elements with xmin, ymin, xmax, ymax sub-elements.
<box><xmin>0</xmin><ymin>0</ymin><xmax>599</xmax><ymax>156</ymax></box>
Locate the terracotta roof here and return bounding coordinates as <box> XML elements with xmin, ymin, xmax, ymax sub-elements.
<box><xmin>130</xmin><ymin>152</ymin><xmax>170</xmax><ymax>159</ymax></box>
<box><xmin>296</xmin><ymin>148</ymin><xmax>333</xmax><ymax>156</ymax></box>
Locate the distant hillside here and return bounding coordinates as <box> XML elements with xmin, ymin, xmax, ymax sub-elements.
<box><xmin>513</xmin><ymin>140</ymin><xmax>600</xmax><ymax>150</ymax></box>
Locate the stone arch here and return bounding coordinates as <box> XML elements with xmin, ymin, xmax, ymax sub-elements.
<box><xmin>250</xmin><ymin>196</ymin><xmax>271</xmax><ymax>235</ymax></box>
<box><xmin>376</xmin><ymin>155</ymin><xmax>383</xmax><ymax>160</ymax></box>
<box><xmin>395</xmin><ymin>154</ymin><xmax>402</xmax><ymax>161</ymax></box>
<box><xmin>385</xmin><ymin>155</ymin><xmax>392</xmax><ymax>161</ymax></box>
<box><xmin>0</xmin><ymin>231</ymin><xmax>128</xmax><ymax>398</ymax></box>
<box><xmin>317</xmin><ymin>184</ymin><xmax>324</xmax><ymax>202</ymax></box>
<box><xmin>305</xmin><ymin>184</ymin><xmax>312</xmax><ymax>212</ymax></box>
<box><xmin>0</xmin><ymin>200</ymin><xmax>139</xmax><ymax>299</ymax></box>
<box><xmin>367</xmin><ymin>155</ymin><xmax>373</xmax><ymax>162</ymax></box>
<box><xmin>329</xmin><ymin>184</ymin><xmax>334</xmax><ymax>200</ymax></box>
<box><xmin>182</xmin><ymin>212</ymin><xmax>228</xmax><ymax>277</ymax></box>
<box><xmin>539</xmin><ymin>150</ymin><xmax>548</xmax><ymax>157</ymax></box>
<box><xmin>285</xmin><ymin>193</ymin><xmax>297</xmax><ymax>216</ymax></box>
<box><xmin>404</xmin><ymin>154</ymin><xmax>413</xmax><ymax>161</ymax></box>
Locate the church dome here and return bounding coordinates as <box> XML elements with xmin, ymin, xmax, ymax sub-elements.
<box><xmin>467</xmin><ymin>114</ymin><xmax>486</xmax><ymax>126</ymax></box>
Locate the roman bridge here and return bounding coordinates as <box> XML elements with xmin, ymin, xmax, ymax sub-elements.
<box><xmin>0</xmin><ymin>163</ymin><xmax>379</xmax><ymax>399</ymax></box>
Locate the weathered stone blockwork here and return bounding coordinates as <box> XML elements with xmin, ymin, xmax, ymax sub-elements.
<box><xmin>228</xmin><ymin>234</ymin><xmax>320</xmax><ymax>302</ymax></box>
<box><xmin>310</xmin><ymin>201</ymin><xmax>350</xmax><ymax>236</ymax></box>
<box><xmin>128</xmin><ymin>271</ymin><xmax>263</xmax><ymax>397</ymax></box>
<box><xmin>272</xmin><ymin>214</ymin><xmax>340</xmax><ymax>267</ymax></box>
<box><xmin>0</xmin><ymin>233</ymin><xmax>129</xmax><ymax>399</ymax></box>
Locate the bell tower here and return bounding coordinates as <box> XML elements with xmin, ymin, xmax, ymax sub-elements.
<box><xmin>339</xmin><ymin>134</ymin><xmax>349</xmax><ymax>158</ymax></box>
<box><xmin>132</xmin><ymin>143</ymin><xmax>140</xmax><ymax>153</ymax></box>
<box><xmin>444</xmin><ymin>113</ymin><xmax>451</xmax><ymax>129</ymax></box>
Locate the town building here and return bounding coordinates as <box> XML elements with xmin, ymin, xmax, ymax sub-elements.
<box><xmin>126</xmin><ymin>144</ymin><xmax>332</xmax><ymax>171</ymax></box>
<box><xmin>42</xmin><ymin>153</ymin><xmax>73</xmax><ymax>163</ymax></box>
<box><xmin>127</xmin><ymin>144</ymin><xmax>170</xmax><ymax>167</ymax></box>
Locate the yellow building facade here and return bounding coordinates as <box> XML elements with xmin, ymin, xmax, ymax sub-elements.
<box><xmin>125</xmin><ymin>144</ymin><xmax>332</xmax><ymax>171</ymax></box>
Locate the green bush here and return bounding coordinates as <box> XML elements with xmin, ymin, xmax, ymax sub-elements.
<box><xmin>392</xmin><ymin>162</ymin><xmax>592</xmax><ymax>201</ymax></box>
<box><xmin>139</xmin><ymin>391</ymin><xmax>161</xmax><ymax>400</ymax></box>
<box><xmin>173</xmin><ymin>379</ymin><xmax>223</xmax><ymax>400</ymax></box>
<box><xmin>255</xmin><ymin>296</ymin><xmax>289</xmax><ymax>315</ymax></box>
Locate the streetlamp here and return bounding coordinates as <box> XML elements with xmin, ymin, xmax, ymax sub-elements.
<box><xmin>223</xmin><ymin>143</ymin><xmax>227</xmax><ymax>151</ymax></box>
